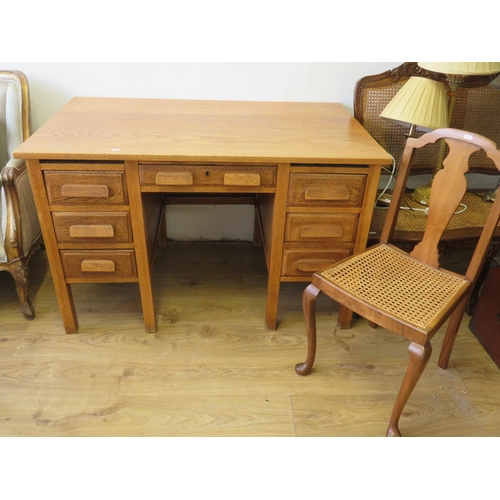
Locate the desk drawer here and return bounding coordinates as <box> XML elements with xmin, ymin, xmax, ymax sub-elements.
<box><xmin>53</xmin><ymin>212</ymin><xmax>133</xmax><ymax>244</ymax></box>
<box><xmin>139</xmin><ymin>164</ymin><xmax>276</xmax><ymax>189</ymax></box>
<box><xmin>288</xmin><ymin>173</ymin><xmax>365</xmax><ymax>207</ymax></box>
<box><xmin>60</xmin><ymin>250</ymin><xmax>137</xmax><ymax>280</ymax></box>
<box><xmin>44</xmin><ymin>171</ymin><xmax>128</xmax><ymax>205</ymax></box>
<box><xmin>281</xmin><ymin>244</ymin><xmax>352</xmax><ymax>278</ymax></box>
<box><xmin>285</xmin><ymin>213</ymin><xmax>358</xmax><ymax>242</ymax></box>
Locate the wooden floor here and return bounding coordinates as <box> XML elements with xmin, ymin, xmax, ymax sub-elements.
<box><xmin>1</xmin><ymin>241</ymin><xmax>499</xmax><ymax>437</ymax></box>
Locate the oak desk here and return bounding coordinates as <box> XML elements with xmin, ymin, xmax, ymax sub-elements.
<box><xmin>14</xmin><ymin>98</ymin><xmax>391</xmax><ymax>333</ymax></box>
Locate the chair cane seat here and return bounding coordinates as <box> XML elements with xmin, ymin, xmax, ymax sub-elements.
<box><xmin>319</xmin><ymin>244</ymin><xmax>469</xmax><ymax>331</ymax></box>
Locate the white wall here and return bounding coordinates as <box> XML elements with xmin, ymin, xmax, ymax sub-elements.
<box><xmin>3</xmin><ymin>62</ymin><xmax>402</xmax><ymax>241</ymax></box>
<box><xmin>5</xmin><ymin>62</ymin><xmax>402</xmax><ymax>131</ymax></box>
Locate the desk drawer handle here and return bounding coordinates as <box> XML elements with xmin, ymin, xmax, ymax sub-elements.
<box><xmin>296</xmin><ymin>259</ymin><xmax>335</xmax><ymax>273</ymax></box>
<box><xmin>305</xmin><ymin>186</ymin><xmax>350</xmax><ymax>201</ymax></box>
<box><xmin>81</xmin><ymin>260</ymin><xmax>116</xmax><ymax>273</ymax></box>
<box><xmin>300</xmin><ymin>225</ymin><xmax>343</xmax><ymax>238</ymax></box>
<box><xmin>69</xmin><ymin>224</ymin><xmax>115</xmax><ymax>238</ymax></box>
<box><xmin>61</xmin><ymin>184</ymin><xmax>110</xmax><ymax>198</ymax></box>
<box><xmin>224</xmin><ymin>173</ymin><xmax>261</xmax><ymax>186</ymax></box>
<box><xmin>156</xmin><ymin>172</ymin><xmax>194</xmax><ymax>185</ymax></box>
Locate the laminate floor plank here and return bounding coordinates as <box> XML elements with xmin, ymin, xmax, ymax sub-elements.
<box><xmin>0</xmin><ymin>242</ymin><xmax>498</xmax><ymax>437</ymax></box>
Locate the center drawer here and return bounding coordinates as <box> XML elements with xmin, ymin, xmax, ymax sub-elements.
<box><xmin>139</xmin><ymin>164</ymin><xmax>276</xmax><ymax>189</ymax></box>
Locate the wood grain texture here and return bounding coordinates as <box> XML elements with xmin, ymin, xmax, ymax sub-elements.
<box><xmin>14</xmin><ymin>99</ymin><xmax>392</xmax><ymax>165</ymax></box>
<box><xmin>17</xmin><ymin>99</ymin><xmax>389</xmax><ymax>336</ymax></box>
<box><xmin>0</xmin><ymin>242</ymin><xmax>499</xmax><ymax>437</ymax></box>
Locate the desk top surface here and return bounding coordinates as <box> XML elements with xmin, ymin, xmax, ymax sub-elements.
<box><xmin>15</xmin><ymin>97</ymin><xmax>392</xmax><ymax>165</ymax></box>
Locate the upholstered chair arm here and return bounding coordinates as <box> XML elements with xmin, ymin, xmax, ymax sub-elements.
<box><xmin>1</xmin><ymin>158</ymin><xmax>41</xmax><ymax>260</ymax></box>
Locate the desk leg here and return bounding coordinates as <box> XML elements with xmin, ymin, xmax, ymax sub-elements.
<box><xmin>125</xmin><ymin>161</ymin><xmax>157</xmax><ymax>333</ymax></box>
<box><xmin>264</xmin><ymin>163</ymin><xmax>290</xmax><ymax>330</ymax></box>
<box><xmin>56</xmin><ymin>284</ymin><xmax>79</xmax><ymax>334</ymax></box>
<box><xmin>337</xmin><ymin>164</ymin><xmax>380</xmax><ymax>331</ymax></box>
<box><xmin>26</xmin><ymin>160</ymin><xmax>79</xmax><ymax>333</ymax></box>
<box><xmin>265</xmin><ymin>283</ymin><xmax>280</xmax><ymax>330</ymax></box>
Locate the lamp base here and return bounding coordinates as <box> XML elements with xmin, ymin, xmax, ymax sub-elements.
<box><xmin>412</xmin><ymin>184</ymin><xmax>431</xmax><ymax>206</ymax></box>
<box><xmin>377</xmin><ymin>193</ymin><xmax>392</xmax><ymax>206</ymax></box>
<box><xmin>482</xmin><ymin>180</ymin><xmax>500</xmax><ymax>202</ymax></box>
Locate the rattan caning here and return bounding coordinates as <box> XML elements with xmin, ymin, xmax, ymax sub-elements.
<box><xmin>320</xmin><ymin>244</ymin><xmax>468</xmax><ymax>331</ymax></box>
<box><xmin>371</xmin><ymin>192</ymin><xmax>500</xmax><ymax>237</ymax></box>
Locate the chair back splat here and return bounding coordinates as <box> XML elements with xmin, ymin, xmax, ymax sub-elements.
<box><xmin>296</xmin><ymin>127</ymin><xmax>500</xmax><ymax>437</ymax></box>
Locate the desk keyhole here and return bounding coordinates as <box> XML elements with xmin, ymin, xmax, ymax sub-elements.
<box><xmin>205</xmin><ymin>171</ymin><xmax>210</xmax><ymax>176</ymax></box>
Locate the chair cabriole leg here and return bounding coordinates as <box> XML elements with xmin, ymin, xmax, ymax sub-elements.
<box><xmin>386</xmin><ymin>341</ymin><xmax>432</xmax><ymax>437</ymax></box>
<box><xmin>295</xmin><ymin>284</ymin><xmax>320</xmax><ymax>376</ymax></box>
<box><xmin>11</xmin><ymin>260</ymin><xmax>35</xmax><ymax>320</ymax></box>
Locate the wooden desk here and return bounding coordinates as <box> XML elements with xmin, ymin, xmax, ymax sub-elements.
<box><xmin>14</xmin><ymin>98</ymin><xmax>391</xmax><ymax>333</ymax></box>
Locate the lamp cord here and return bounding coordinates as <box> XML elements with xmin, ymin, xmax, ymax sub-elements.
<box><xmin>375</xmin><ymin>153</ymin><xmax>397</xmax><ymax>205</ymax></box>
<box><xmin>374</xmin><ymin>152</ymin><xmax>468</xmax><ymax>215</ymax></box>
<box><xmin>398</xmin><ymin>203</ymin><xmax>467</xmax><ymax>216</ymax></box>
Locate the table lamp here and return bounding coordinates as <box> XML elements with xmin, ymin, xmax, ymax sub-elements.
<box><xmin>411</xmin><ymin>62</ymin><xmax>500</xmax><ymax>205</ymax></box>
<box><xmin>378</xmin><ymin>76</ymin><xmax>449</xmax><ymax>204</ymax></box>
<box><xmin>380</xmin><ymin>76</ymin><xmax>449</xmax><ymax>135</ymax></box>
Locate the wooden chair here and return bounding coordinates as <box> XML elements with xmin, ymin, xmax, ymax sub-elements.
<box><xmin>355</xmin><ymin>62</ymin><xmax>500</xmax><ymax>313</ymax></box>
<box><xmin>295</xmin><ymin>128</ymin><xmax>500</xmax><ymax>437</ymax></box>
<box><xmin>0</xmin><ymin>70</ymin><xmax>42</xmax><ymax>318</ymax></box>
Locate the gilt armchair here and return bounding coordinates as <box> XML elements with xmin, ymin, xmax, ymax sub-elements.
<box><xmin>1</xmin><ymin>70</ymin><xmax>42</xmax><ymax>319</ymax></box>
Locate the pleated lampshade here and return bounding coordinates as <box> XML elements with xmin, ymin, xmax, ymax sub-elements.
<box><xmin>418</xmin><ymin>62</ymin><xmax>500</xmax><ymax>76</ymax></box>
<box><xmin>380</xmin><ymin>76</ymin><xmax>449</xmax><ymax>131</ymax></box>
